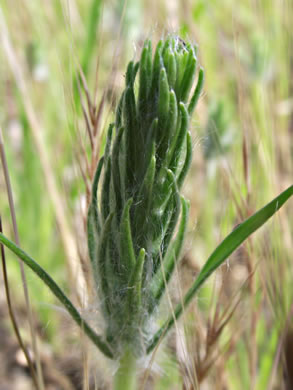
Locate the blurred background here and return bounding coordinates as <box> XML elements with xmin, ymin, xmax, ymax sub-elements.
<box><xmin>0</xmin><ymin>0</ymin><xmax>292</xmax><ymax>389</ymax></box>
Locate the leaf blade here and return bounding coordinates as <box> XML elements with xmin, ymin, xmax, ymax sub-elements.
<box><xmin>147</xmin><ymin>185</ymin><xmax>293</xmax><ymax>353</ymax></box>
<box><xmin>0</xmin><ymin>233</ymin><xmax>114</xmax><ymax>359</ymax></box>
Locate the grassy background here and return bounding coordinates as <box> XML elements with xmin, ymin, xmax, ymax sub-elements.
<box><xmin>0</xmin><ymin>0</ymin><xmax>292</xmax><ymax>389</ymax></box>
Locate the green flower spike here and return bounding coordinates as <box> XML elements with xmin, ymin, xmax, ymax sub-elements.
<box><xmin>87</xmin><ymin>36</ymin><xmax>203</xmax><ymax>357</ymax></box>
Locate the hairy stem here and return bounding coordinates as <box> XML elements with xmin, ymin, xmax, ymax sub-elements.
<box><xmin>114</xmin><ymin>348</ymin><xmax>137</xmax><ymax>390</ymax></box>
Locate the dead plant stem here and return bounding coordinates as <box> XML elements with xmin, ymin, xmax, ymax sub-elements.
<box><xmin>0</xmin><ymin>217</ymin><xmax>39</xmax><ymax>389</ymax></box>
<box><xmin>0</xmin><ymin>126</ymin><xmax>45</xmax><ymax>390</ymax></box>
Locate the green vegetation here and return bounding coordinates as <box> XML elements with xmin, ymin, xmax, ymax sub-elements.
<box><xmin>0</xmin><ymin>1</ymin><xmax>292</xmax><ymax>389</ymax></box>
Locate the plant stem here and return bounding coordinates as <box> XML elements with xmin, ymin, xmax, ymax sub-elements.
<box><xmin>0</xmin><ymin>232</ymin><xmax>114</xmax><ymax>359</ymax></box>
<box><xmin>114</xmin><ymin>348</ymin><xmax>137</xmax><ymax>390</ymax></box>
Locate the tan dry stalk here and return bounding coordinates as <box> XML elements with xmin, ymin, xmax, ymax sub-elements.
<box><xmin>0</xmin><ymin>8</ymin><xmax>86</xmax><ymax>299</ymax></box>
<box><xmin>0</xmin><ymin>216</ymin><xmax>39</xmax><ymax>389</ymax></box>
<box><xmin>0</xmin><ymin>125</ymin><xmax>44</xmax><ymax>390</ymax></box>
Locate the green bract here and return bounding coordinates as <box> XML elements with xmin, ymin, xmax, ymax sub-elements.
<box><xmin>87</xmin><ymin>37</ymin><xmax>204</xmax><ymax>357</ymax></box>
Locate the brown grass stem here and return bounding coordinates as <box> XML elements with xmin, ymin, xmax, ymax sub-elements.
<box><xmin>0</xmin><ymin>217</ymin><xmax>39</xmax><ymax>389</ymax></box>
<box><xmin>0</xmin><ymin>125</ymin><xmax>45</xmax><ymax>390</ymax></box>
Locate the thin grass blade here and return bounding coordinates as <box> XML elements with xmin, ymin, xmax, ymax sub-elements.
<box><xmin>147</xmin><ymin>185</ymin><xmax>293</xmax><ymax>352</ymax></box>
<box><xmin>0</xmin><ymin>232</ymin><xmax>114</xmax><ymax>359</ymax></box>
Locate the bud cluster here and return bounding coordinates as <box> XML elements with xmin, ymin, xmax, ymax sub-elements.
<box><xmin>87</xmin><ymin>36</ymin><xmax>204</xmax><ymax>357</ymax></box>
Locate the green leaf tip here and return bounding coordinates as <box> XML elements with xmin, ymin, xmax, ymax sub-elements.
<box><xmin>147</xmin><ymin>185</ymin><xmax>293</xmax><ymax>353</ymax></box>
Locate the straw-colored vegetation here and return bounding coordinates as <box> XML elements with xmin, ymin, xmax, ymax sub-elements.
<box><xmin>0</xmin><ymin>1</ymin><xmax>292</xmax><ymax>389</ymax></box>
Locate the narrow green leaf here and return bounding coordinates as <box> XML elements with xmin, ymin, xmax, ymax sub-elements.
<box><xmin>162</xmin><ymin>37</ymin><xmax>171</xmax><ymax>54</ymax></box>
<box><xmin>157</xmin><ymin>102</ymin><xmax>188</xmax><ymax>181</ymax></box>
<box><xmin>188</xmin><ymin>67</ymin><xmax>204</xmax><ymax>115</ymax></box>
<box><xmin>124</xmin><ymin>86</ymin><xmax>137</xmax><ymax>189</ymax></box>
<box><xmin>151</xmin><ymin>198</ymin><xmax>174</xmax><ymax>258</ymax></box>
<box><xmin>112</xmin><ymin>126</ymin><xmax>124</xmax><ymax>222</ymax></box>
<box><xmin>126</xmin><ymin>61</ymin><xmax>134</xmax><ymax>86</ymax></box>
<box><xmin>147</xmin><ymin>185</ymin><xmax>293</xmax><ymax>353</ymax></box>
<box><xmin>168</xmin><ymin>103</ymin><xmax>189</xmax><ymax>173</ymax></box>
<box><xmin>152</xmin><ymin>197</ymin><xmax>189</xmax><ymax>306</ymax></box>
<box><xmin>150</xmin><ymin>40</ymin><xmax>163</xmax><ymax>98</ymax></box>
<box><xmin>133</xmin><ymin>62</ymin><xmax>140</xmax><ymax>81</ymax></box>
<box><xmin>97</xmin><ymin>212</ymin><xmax>114</xmax><ymax>316</ymax></box>
<box><xmin>145</xmin><ymin>118</ymin><xmax>158</xmax><ymax>169</ymax></box>
<box><xmin>157</xmin><ymin>90</ymin><xmax>178</xmax><ymax>166</ymax></box>
<box><xmin>89</xmin><ymin>156</ymin><xmax>104</xmax><ymax>234</ymax></box>
<box><xmin>104</xmin><ymin>123</ymin><xmax>114</xmax><ymax>161</ymax></box>
<box><xmin>125</xmin><ymin>61</ymin><xmax>139</xmax><ymax>87</ymax></box>
<box><xmin>165</xmin><ymin>48</ymin><xmax>177</xmax><ymax>89</ymax></box>
<box><xmin>179</xmin><ymin>53</ymin><xmax>197</xmax><ymax>103</ymax></box>
<box><xmin>177</xmin><ymin>131</ymin><xmax>192</xmax><ymax>189</ymax></box>
<box><xmin>175</xmin><ymin>50</ymin><xmax>189</xmax><ymax>96</ymax></box>
<box><xmin>167</xmin><ymin>89</ymin><xmax>178</xmax><ymax>139</ymax></box>
<box><xmin>87</xmin><ymin>204</ymin><xmax>98</xmax><ymax>271</ymax></box>
<box><xmin>138</xmin><ymin>41</ymin><xmax>152</xmax><ymax>116</ymax></box>
<box><xmin>153</xmin><ymin>166</ymin><xmax>174</xmax><ymax>215</ymax></box>
<box><xmin>134</xmin><ymin>153</ymin><xmax>156</xmax><ymax>239</ymax></box>
<box><xmin>0</xmin><ymin>233</ymin><xmax>114</xmax><ymax>359</ymax></box>
<box><xmin>120</xmin><ymin>198</ymin><xmax>136</xmax><ymax>272</ymax></box>
<box><xmin>157</xmin><ymin>68</ymin><xmax>170</xmax><ymax>136</ymax></box>
<box><xmin>101</xmin><ymin>157</ymin><xmax>112</xmax><ymax>222</ymax></box>
<box><xmin>115</xmin><ymin>91</ymin><xmax>125</xmax><ymax>130</ymax></box>
<box><xmin>153</xmin><ymin>170</ymin><xmax>181</xmax><ymax>274</ymax></box>
<box><xmin>127</xmin><ymin>248</ymin><xmax>146</xmax><ymax>315</ymax></box>
<box><xmin>87</xmin><ymin>156</ymin><xmax>105</xmax><ymax>270</ymax></box>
